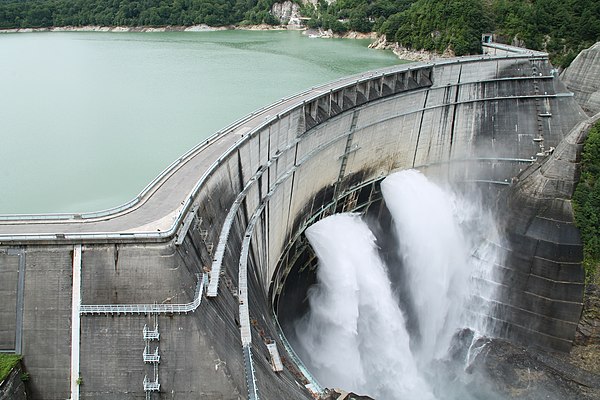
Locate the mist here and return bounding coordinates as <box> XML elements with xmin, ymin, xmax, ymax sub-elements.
<box><xmin>293</xmin><ymin>169</ymin><xmax>504</xmax><ymax>399</ymax></box>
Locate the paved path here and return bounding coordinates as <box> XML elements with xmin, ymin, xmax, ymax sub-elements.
<box><xmin>0</xmin><ymin>72</ymin><xmax>369</xmax><ymax>238</ymax></box>
<box><xmin>0</xmin><ymin>52</ymin><xmax>539</xmax><ymax>240</ymax></box>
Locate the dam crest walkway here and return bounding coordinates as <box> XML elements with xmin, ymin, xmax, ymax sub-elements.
<box><xmin>0</xmin><ymin>44</ymin><xmax>553</xmax><ymax>243</ymax></box>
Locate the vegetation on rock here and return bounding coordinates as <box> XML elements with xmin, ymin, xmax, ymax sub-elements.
<box><xmin>378</xmin><ymin>0</ymin><xmax>490</xmax><ymax>55</ymax></box>
<box><xmin>573</xmin><ymin>121</ymin><xmax>600</xmax><ymax>284</ymax></box>
<box><xmin>490</xmin><ymin>0</ymin><xmax>600</xmax><ymax>67</ymax></box>
<box><xmin>0</xmin><ymin>354</ymin><xmax>21</xmax><ymax>382</ymax></box>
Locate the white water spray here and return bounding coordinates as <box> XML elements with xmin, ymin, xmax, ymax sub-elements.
<box><xmin>382</xmin><ymin>170</ymin><xmax>471</xmax><ymax>363</ymax></box>
<box><xmin>295</xmin><ymin>213</ymin><xmax>435</xmax><ymax>399</ymax></box>
<box><xmin>294</xmin><ymin>169</ymin><xmax>503</xmax><ymax>399</ymax></box>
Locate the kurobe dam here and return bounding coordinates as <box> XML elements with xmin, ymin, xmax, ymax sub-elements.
<box><xmin>0</xmin><ymin>43</ymin><xmax>593</xmax><ymax>400</ymax></box>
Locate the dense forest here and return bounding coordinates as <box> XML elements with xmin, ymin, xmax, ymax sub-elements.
<box><xmin>573</xmin><ymin>121</ymin><xmax>600</xmax><ymax>283</ymax></box>
<box><xmin>0</xmin><ymin>0</ymin><xmax>283</xmax><ymax>27</ymax></box>
<box><xmin>305</xmin><ymin>0</ymin><xmax>599</xmax><ymax>65</ymax></box>
<box><xmin>0</xmin><ymin>0</ymin><xmax>599</xmax><ymax>66</ymax></box>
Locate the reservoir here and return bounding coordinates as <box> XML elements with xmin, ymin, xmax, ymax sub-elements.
<box><xmin>0</xmin><ymin>30</ymin><xmax>401</xmax><ymax>214</ymax></box>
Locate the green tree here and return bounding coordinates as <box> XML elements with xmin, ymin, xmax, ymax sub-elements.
<box><xmin>573</xmin><ymin>122</ymin><xmax>600</xmax><ymax>283</ymax></box>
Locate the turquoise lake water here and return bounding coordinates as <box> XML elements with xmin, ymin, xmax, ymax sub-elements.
<box><xmin>0</xmin><ymin>30</ymin><xmax>401</xmax><ymax>214</ymax></box>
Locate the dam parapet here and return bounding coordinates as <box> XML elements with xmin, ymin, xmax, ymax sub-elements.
<box><xmin>482</xmin><ymin>40</ymin><xmax>547</xmax><ymax>57</ymax></box>
<box><xmin>0</xmin><ymin>50</ymin><xmax>590</xmax><ymax>399</ymax></box>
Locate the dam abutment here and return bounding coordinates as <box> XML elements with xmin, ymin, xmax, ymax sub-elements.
<box><xmin>0</xmin><ymin>49</ymin><xmax>592</xmax><ymax>399</ymax></box>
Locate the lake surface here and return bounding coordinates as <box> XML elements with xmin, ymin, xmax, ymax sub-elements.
<box><xmin>0</xmin><ymin>30</ymin><xmax>401</xmax><ymax>214</ymax></box>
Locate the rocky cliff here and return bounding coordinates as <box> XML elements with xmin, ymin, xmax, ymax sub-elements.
<box><xmin>271</xmin><ymin>1</ymin><xmax>302</xmax><ymax>29</ymax></box>
<box><xmin>561</xmin><ymin>42</ymin><xmax>600</xmax><ymax>116</ymax></box>
<box><xmin>368</xmin><ymin>34</ymin><xmax>455</xmax><ymax>61</ymax></box>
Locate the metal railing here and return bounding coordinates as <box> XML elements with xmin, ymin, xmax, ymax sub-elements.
<box><xmin>143</xmin><ymin>374</ymin><xmax>160</xmax><ymax>391</ymax></box>
<box><xmin>243</xmin><ymin>345</ymin><xmax>259</xmax><ymax>400</ymax></box>
<box><xmin>0</xmin><ymin>51</ymin><xmax>553</xmax><ymax>244</ymax></box>
<box><xmin>143</xmin><ymin>324</ymin><xmax>160</xmax><ymax>340</ymax></box>
<box><xmin>80</xmin><ymin>274</ymin><xmax>205</xmax><ymax>315</ymax></box>
<box><xmin>143</xmin><ymin>345</ymin><xmax>160</xmax><ymax>363</ymax></box>
<box><xmin>0</xmin><ymin>63</ymin><xmax>413</xmax><ymax>224</ymax></box>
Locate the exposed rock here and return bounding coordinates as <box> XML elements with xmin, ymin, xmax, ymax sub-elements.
<box><xmin>341</xmin><ymin>31</ymin><xmax>377</xmax><ymax>40</ymax></box>
<box><xmin>301</xmin><ymin>0</ymin><xmax>334</xmax><ymax>7</ymax></box>
<box><xmin>561</xmin><ymin>42</ymin><xmax>600</xmax><ymax>116</ymax></box>
<box><xmin>367</xmin><ymin>33</ymin><xmax>388</xmax><ymax>49</ymax></box>
<box><xmin>468</xmin><ymin>338</ymin><xmax>600</xmax><ymax>400</ymax></box>
<box><xmin>234</xmin><ymin>24</ymin><xmax>286</xmax><ymax>31</ymax></box>
<box><xmin>576</xmin><ymin>281</ymin><xmax>600</xmax><ymax>346</ymax></box>
<box><xmin>271</xmin><ymin>1</ymin><xmax>303</xmax><ymax>29</ymax></box>
<box><xmin>368</xmin><ymin>34</ymin><xmax>454</xmax><ymax>62</ymax></box>
<box><xmin>303</xmin><ymin>28</ymin><xmax>376</xmax><ymax>40</ymax></box>
<box><xmin>573</xmin><ymin>266</ymin><xmax>600</xmax><ymax>375</ymax></box>
<box><xmin>303</xmin><ymin>27</ymin><xmax>333</xmax><ymax>38</ymax></box>
<box><xmin>320</xmin><ymin>389</ymin><xmax>374</xmax><ymax>400</ymax></box>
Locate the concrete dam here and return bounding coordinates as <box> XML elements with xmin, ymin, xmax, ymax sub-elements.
<box><xmin>0</xmin><ymin>44</ymin><xmax>592</xmax><ymax>399</ymax></box>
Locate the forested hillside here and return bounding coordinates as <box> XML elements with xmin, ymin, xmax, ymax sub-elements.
<box><xmin>0</xmin><ymin>0</ymin><xmax>598</xmax><ymax>66</ymax></box>
<box><xmin>0</xmin><ymin>0</ymin><xmax>282</xmax><ymax>28</ymax></box>
<box><xmin>573</xmin><ymin>121</ymin><xmax>600</xmax><ymax>283</ymax></box>
<box><xmin>306</xmin><ymin>0</ymin><xmax>599</xmax><ymax>65</ymax></box>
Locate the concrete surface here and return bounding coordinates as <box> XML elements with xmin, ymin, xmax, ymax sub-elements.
<box><xmin>0</xmin><ymin>49</ymin><xmax>593</xmax><ymax>399</ymax></box>
<box><xmin>0</xmin><ymin>253</ymin><xmax>18</xmax><ymax>351</ymax></box>
<box><xmin>0</xmin><ymin>364</ymin><xmax>28</xmax><ymax>400</ymax></box>
<box><xmin>561</xmin><ymin>42</ymin><xmax>600</xmax><ymax>116</ymax></box>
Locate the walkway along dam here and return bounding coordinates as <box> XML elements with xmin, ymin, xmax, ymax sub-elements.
<box><xmin>0</xmin><ymin>44</ymin><xmax>594</xmax><ymax>399</ymax></box>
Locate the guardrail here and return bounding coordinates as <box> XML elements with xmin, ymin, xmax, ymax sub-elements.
<box><xmin>482</xmin><ymin>42</ymin><xmax>547</xmax><ymax>57</ymax></box>
<box><xmin>0</xmin><ymin>50</ymin><xmax>551</xmax><ymax>243</ymax></box>
<box><xmin>79</xmin><ymin>273</ymin><xmax>205</xmax><ymax>315</ymax></box>
<box><xmin>0</xmin><ymin>87</ymin><xmax>320</xmax><ymax>222</ymax></box>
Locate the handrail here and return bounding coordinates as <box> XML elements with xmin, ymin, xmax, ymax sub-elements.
<box><xmin>80</xmin><ymin>273</ymin><xmax>205</xmax><ymax>315</ymax></box>
<box><xmin>138</xmin><ymin>57</ymin><xmax>505</xmax><ymax>244</ymax></box>
<box><xmin>0</xmin><ymin>51</ymin><xmax>551</xmax><ymax>243</ymax></box>
<box><xmin>482</xmin><ymin>42</ymin><xmax>548</xmax><ymax>56</ymax></box>
<box><xmin>0</xmin><ymin>63</ymin><xmax>406</xmax><ymax>223</ymax></box>
<box><xmin>0</xmin><ymin>91</ymin><xmax>305</xmax><ymax>222</ymax></box>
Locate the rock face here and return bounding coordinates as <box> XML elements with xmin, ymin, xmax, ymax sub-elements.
<box><xmin>577</xmin><ymin>281</ymin><xmax>600</xmax><ymax>345</ymax></box>
<box><xmin>320</xmin><ymin>390</ymin><xmax>374</xmax><ymax>400</ymax></box>
<box><xmin>368</xmin><ymin>34</ymin><xmax>454</xmax><ymax>61</ymax></box>
<box><xmin>435</xmin><ymin>330</ymin><xmax>600</xmax><ymax>400</ymax></box>
<box><xmin>301</xmin><ymin>0</ymin><xmax>334</xmax><ymax>7</ymax></box>
<box><xmin>271</xmin><ymin>1</ymin><xmax>302</xmax><ymax>28</ymax></box>
<box><xmin>468</xmin><ymin>338</ymin><xmax>600</xmax><ymax>400</ymax></box>
<box><xmin>573</xmin><ymin>168</ymin><xmax>600</xmax><ymax>374</ymax></box>
<box><xmin>561</xmin><ymin>42</ymin><xmax>600</xmax><ymax>116</ymax></box>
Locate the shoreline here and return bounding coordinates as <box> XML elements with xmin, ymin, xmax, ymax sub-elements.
<box><xmin>0</xmin><ymin>24</ymin><xmax>444</xmax><ymax>62</ymax></box>
<box><xmin>0</xmin><ymin>23</ymin><xmax>277</xmax><ymax>33</ymax></box>
<box><xmin>0</xmin><ymin>23</ymin><xmax>375</xmax><ymax>38</ymax></box>
<box><xmin>368</xmin><ymin>34</ymin><xmax>454</xmax><ymax>62</ymax></box>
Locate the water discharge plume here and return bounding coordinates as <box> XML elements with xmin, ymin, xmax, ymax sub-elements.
<box><xmin>295</xmin><ymin>213</ymin><xmax>435</xmax><ymax>400</ymax></box>
<box><xmin>381</xmin><ymin>170</ymin><xmax>500</xmax><ymax>364</ymax></box>
<box><xmin>292</xmin><ymin>170</ymin><xmax>504</xmax><ymax>399</ymax></box>
<box><xmin>381</xmin><ymin>170</ymin><xmax>473</xmax><ymax>364</ymax></box>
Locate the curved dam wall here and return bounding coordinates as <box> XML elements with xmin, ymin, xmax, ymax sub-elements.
<box><xmin>0</xmin><ymin>52</ymin><xmax>588</xmax><ymax>400</ymax></box>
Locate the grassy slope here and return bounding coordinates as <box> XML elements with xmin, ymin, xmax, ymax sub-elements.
<box><xmin>0</xmin><ymin>354</ymin><xmax>21</xmax><ymax>382</ymax></box>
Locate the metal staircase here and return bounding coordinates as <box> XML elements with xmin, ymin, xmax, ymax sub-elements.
<box><xmin>143</xmin><ymin>319</ymin><xmax>160</xmax><ymax>399</ymax></box>
<box><xmin>143</xmin><ymin>344</ymin><xmax>160</xmax><ymax>363</ymax></box>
